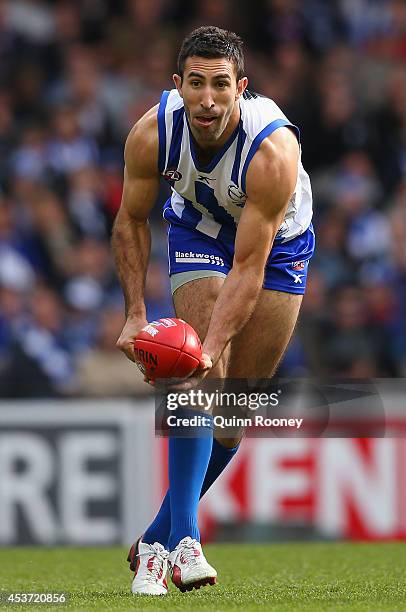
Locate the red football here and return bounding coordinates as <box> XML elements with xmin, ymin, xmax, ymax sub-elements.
<box><xmin>134</xmin><ymin>318</ymin><xmax>202</xmax><ymax>380</ymax></box>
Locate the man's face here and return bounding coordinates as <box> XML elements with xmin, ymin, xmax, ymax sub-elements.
<box><xmin>173</xmin><ymin>56</ymin><xmax>247</xmax><ymax>144</ymax></box>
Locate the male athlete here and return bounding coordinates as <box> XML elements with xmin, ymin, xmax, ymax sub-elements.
<box><xmin>112</xmin><ymin>26</ymin><xmax>314</xmax><ymax>595</ymax></box>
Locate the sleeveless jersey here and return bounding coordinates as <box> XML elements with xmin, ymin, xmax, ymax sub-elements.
<box><xmin>158</xmin><ymin>88</ymin><xmax>312</xmax><ymax>243</ymax></box>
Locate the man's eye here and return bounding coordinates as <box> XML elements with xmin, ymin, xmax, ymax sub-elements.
<box><xmin>217</xmin><ymin>82</ymin><xmax>227</xmax><ymax>88</ymax></box>
<box><xmin>191</xmin><ymin>81</ymin><xmax>201</xmax><ymax>87</ymax></box>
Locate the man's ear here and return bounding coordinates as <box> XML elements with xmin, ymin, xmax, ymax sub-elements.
<box><xmin>236</xmin><ymin>77</ymin><xmax>248</xmax><ymax>100</ymax></box>
<box><xmin>173</xmin><ymin>73</ymin><xmax>183</xmax><ymax>96</ymax></box>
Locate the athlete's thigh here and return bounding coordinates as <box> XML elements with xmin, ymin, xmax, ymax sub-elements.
<box><xmin>228</xmin><ymin>289</ymin><xmax>302</xmax><ymax>378</ymax></box>
<box><xmin>172</xmin><ymin>276</ymin><xmax>229</xmax><ymax>378</ymax></box>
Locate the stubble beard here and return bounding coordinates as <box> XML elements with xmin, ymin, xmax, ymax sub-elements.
<box><xmin>191</xmin><ymin>110</ymin><xmax>230</xmax><ymax>145</ymax></box>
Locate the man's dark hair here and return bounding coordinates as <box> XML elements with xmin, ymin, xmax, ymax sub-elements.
<box><xmin>177</xmin><ymin>26</ymin><xmax>245</xmax><ymax>81</ymax></box>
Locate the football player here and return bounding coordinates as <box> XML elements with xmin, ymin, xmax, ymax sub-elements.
<box><xmin>112</xmin><ymin>25</ymin><xmax>314</xmax><ymax>595</ymax></box>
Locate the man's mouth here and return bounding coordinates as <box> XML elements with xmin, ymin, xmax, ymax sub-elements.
<box><xmin>195</xmin><ymin>116</ymin><xmax>217</xmax><ymax>127</ymax></box>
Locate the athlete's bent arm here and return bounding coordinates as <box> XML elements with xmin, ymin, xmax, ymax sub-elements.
<box><xmin>203</xmin><ymin>127</ymin><xmax>299</xmax><ymax>366</ymax></box>
<box><xmin>112</xmin><ymin>108</ymin><xmax>159</xmax><ymax>362</ymax></box>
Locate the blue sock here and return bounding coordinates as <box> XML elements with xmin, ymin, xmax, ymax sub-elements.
<box><xmin>167</xmin><ymin>410</ymin><xmax>214</xmax><ymax>551</ymax></box>
<box><xmin>143</xmin><ymin>438</ymin><xmax>240</xmax><ymax>547</ymax></box>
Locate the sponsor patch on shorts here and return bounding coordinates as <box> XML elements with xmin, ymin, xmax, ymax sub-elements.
<box><xmin>175</xmin><ymin>251</ymin><xmax>225</xmax><ymax>266</ymax></box>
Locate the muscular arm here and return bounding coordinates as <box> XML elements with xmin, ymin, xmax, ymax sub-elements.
<box><xmin>203</xmin><ymin>127</ymin><xmax>300</xmax><ymax>365</ymax></box>
<box><xmin>111</xmin><ymin>106</ymin><xmax>159</xmax><ymax>361</ymax></box>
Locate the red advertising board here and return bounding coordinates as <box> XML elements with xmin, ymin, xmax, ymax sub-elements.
<box><xmin>157</xmin><ymin>438</ymin><xmax>406</xmax><ymax>541</ymax></box>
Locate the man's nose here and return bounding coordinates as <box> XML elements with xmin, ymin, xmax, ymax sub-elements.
<box><xmin>200</xmin><ymin>87</ymin><xmax>215</xmax><ymax>110</ymax></box>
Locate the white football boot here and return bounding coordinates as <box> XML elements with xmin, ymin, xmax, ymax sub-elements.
<box><xmin>168</xmin><ymin>536</ymin><xmax>217</xmax><ymax>592</ymax></box>
<box><xmin>127</xmin><ymin>537</ymin><xmax>169</xmax><ymax>595</ymax></box>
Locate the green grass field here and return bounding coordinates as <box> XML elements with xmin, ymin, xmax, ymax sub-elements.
<box><xmin>1</xmin><ymin>543</ymin><xmax>406</xmax><ymax>611</ymax></box>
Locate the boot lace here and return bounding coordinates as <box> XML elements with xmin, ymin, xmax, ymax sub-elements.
<box><xmin>138</xmin><ymin>545</ymin><xmax>169</xmax><ymax>582</ymax></box>
<box><xmin>179</xmin><ymin>539</ymin><xmax>201</xmax><ymax>567</ymax></box>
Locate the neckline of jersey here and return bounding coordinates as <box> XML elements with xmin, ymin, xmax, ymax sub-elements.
<box><xmin>185</xmin><ymin>112</ymin><xmax>242</xmax><ymax>174</ymax></box>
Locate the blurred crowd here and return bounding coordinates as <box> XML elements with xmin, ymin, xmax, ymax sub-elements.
<box><xmin>0</xmin><ymin>0</ymin><xmax>405</xmax><ymax>397</ymax></box>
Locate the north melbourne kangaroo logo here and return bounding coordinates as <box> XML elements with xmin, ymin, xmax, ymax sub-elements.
<box><xmin>228</xmin><ymin>184</ymin><xmax>246</xmax><ymax>207</ymax></box>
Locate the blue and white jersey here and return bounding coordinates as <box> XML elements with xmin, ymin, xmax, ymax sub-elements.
<box><xmin>158</xmin><ymin>89</ymin><xmax>312</xmax><ymax>243</ymax></box>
